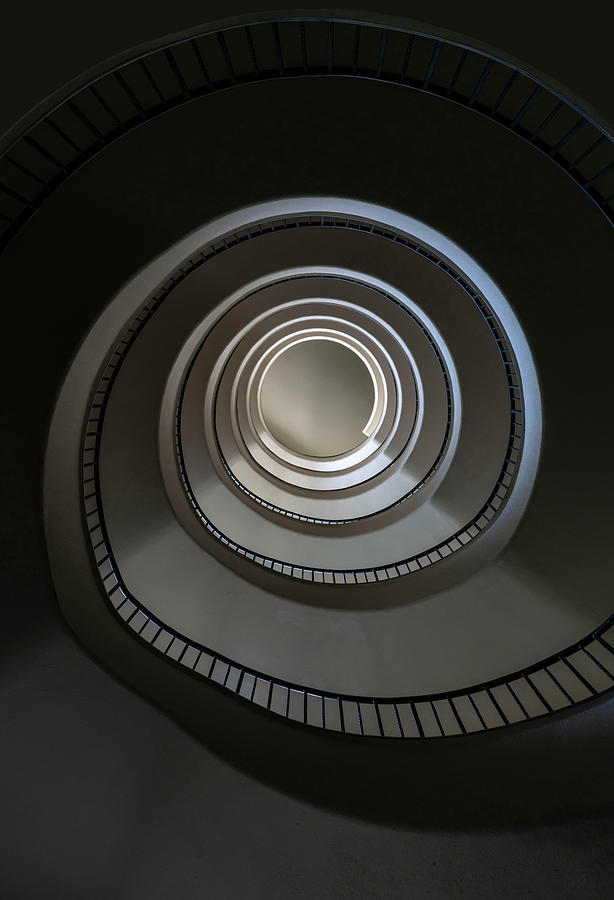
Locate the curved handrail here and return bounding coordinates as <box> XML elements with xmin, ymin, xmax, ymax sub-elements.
<box><xmin>11</xmin><ymin>14</ymin><xmax>612</xmax><ymax>736</ymax></box>
<box><xmin>82</xmin><ymin>216</ymin><xmax>614</xmax><ymax>738</ymax></box>
<box><xmin>1</xmin><ymin>15</ymin><xmax>613</xmax><ymax>252</ymax></box>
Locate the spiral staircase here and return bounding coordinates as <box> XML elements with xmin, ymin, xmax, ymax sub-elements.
<box><xmin>2</xmin><ymin>6</ymin><xmax>614</xmax><ymax>898</ymax></box>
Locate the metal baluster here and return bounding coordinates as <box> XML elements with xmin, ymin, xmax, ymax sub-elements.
<box><xmin>89</xmin><ymin>83</ymin><xmax>124</xmax><ymax>126</ymax></box>
<box><xmin>191</xmin><ymin>39</ymin><xmax>212</xmax><ymax>89</ymax></box>
<box><xmin>376</xmin><ymin>29</ymin><xmax>388</xmax><ymax>78</ymax></box>
<box><xmin>510</xmin><ymin>84</ymin><xmax>542</xmax><ymax>128</ymax></box>
<box><xmin>244</xmin><ymin>26</ymin><xmax>260</xmax><ymax>76</ymax></box>
<box><xmin>447</xmin><ymin>48</ymin><xmax>467</xmax><ymax>95</ymax></box>
<box><xmin>272</xmin><ymin>22</ymin><xmax>284</xmax><ymax>75</ymax></box>
<box><xmin>548</xmin><ymin>116</ymin><xmax>586</xmax><ymax>156</ymax></box>
<box><xmin>423</xmin><ymin>39</ymin><xmax>442</xmax><ymax>90</ymax></box>
<box><xmin>468</xmin><ymin>59</ymin><xmax>493</xmax><ymax>106</ymax></box>
<box><xmin>114</xmin><ymin>70</ymin><xmax>146</xmax><ymax>118</ymax></box>
<box><xmin>530</xmin><ymin>100</ymin><xmax>563</xmax><ymax>140</ymax></box>
<box><xmin>492</xmin><ymin>70</ymin><xmax>517</xmax><ymax>113</ymax></box>
<box><xmin>138</xmin><ymin>58</ymin><xmax>165</xmax><ymax>104</ymax></box>
<box><xmin>66</xmin><ymin>99</ymin><xmax>103</xmax><ymax>141</ymax></box>
<box><xmin>217</xmin><ymin>32</ymin><xmax>236</xmax><ymax>83</ymax></box>
<box><xmin>164</xmin><ymin>48</ymin><xmax>190</xmax><ymax>99</ymax></box>
<box><xmin>400</xmin><ymin>33</ymin><xmax>414</xmax><ymax>81</ymax></box>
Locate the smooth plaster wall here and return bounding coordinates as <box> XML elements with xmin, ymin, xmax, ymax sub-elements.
<box><xmin>2</xmin><ymin>2</ymin><xmax>614</xmax><ymax>898</ymax></box>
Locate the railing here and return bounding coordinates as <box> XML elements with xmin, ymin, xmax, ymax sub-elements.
<box><xmin>93</xmin><ymin>524</ymin><xmax>614</xmax><ymax>738</ymax></box>
<box><xmin>12</xmin><ymin>14</ymin><xmax>611</xmax><ymax>734</ymax></box>
<box><xmin>82</xmin><ymin>215</ymin><xmax>614</xmax><ymax>736</ymax></box>
<box><xmin>1</xmin><ymin>16</ymin><xmax>614</xmax><ymax>253</ymax></box>
<box><xmin>192</xmin><ymin>270</ymin><xmax>454</xmax><ymax>528</ymax></box>
<box><xmin>173</xmin><ymin>218</ymin><xmax>521</xmax><ymax>581</ymax></box>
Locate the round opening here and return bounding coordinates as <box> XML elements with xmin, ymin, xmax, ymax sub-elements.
<box><xmin>258</xmin><ymin>337</ymin><xmax>377</xmax><ymax>458</ymax></box>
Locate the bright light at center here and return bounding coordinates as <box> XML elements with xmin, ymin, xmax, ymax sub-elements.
<box><xmin>258</xmin><ymin>335</ymin><xmax>377</xmax><ymax>458</ymax></box>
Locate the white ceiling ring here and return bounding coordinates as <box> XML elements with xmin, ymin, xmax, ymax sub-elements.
<box><xmin>250</xmin><ymin>329</ymin><xmax>388</xmax><ymax>464</ymax></box>
<box><xmin>202</xmin><ymin>285</ymin><xmax>432</xmax><ymax>503</ymax></box>
<box><xmin>162</xmin><ymin>217</ymin><xmax>524</xmax><ymax>568</ymax></box>
<box><xmin>216</xmin><ymin>302</ymin><xmax>408</xmax><ymax>483</ymax></box>
<box><xmin>177</xmin><ymin>274</ymin><xmax>457</xmax><ymax>555</ymax></box>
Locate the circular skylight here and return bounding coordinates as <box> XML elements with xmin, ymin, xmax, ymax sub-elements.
<box><xmin>258</xmin><ymin>336</ymin><xmax>377</xmax><ymax>459</ymax></box>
